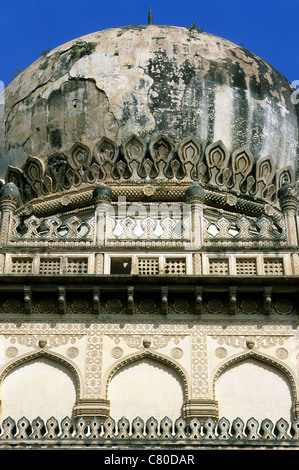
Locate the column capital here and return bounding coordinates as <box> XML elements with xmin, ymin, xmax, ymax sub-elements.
<box><xmin>278</xmin><ymin>183</ymin><xmax>298</xmax><ymax>213</ymax></box>
<box><xmin>185</xmin><ymin>183</ymin><xmax>205</xmax><ymax>204</ymax></box>
<box><xmin>73</xmin><ymin>398</ymin><xmax>110</xmax><ymax>420</ymax></box>
<box><xmin>182</xmin><ymin>399</ymin><xmax>219</xmax><ymax>421</ymax></box>
<box><xmin>0</xmin><ymin>182</ymin><xmax>20</xmax><ymax>210</ymax></box>
<box><xmin>93</xmin><ymin>183</ymin><xmax>112</xmax><ymax>206</ymax></box>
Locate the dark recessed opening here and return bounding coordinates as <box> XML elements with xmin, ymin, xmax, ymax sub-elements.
<box><xmin>110</xmin><ymin>257</ymin><xmax>132</xmax><ymax>274</ymax></box>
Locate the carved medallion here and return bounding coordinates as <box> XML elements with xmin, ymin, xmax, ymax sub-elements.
<box><xmin>171</xmin><ymin>347</ymin><xmax>183</xmax><ymax>359</ymax></box>
<box><xmin>275</xmin><ymin>348</ymin><xmax>289</xmax><ymax>359</ymax></box>
<box><xmin>5</xmin><ymin>347</ymin><xmax>18</xmax><ymax>358</ymax></box>
<box><xmin>215</xmin><ymin>347</ymin><xmax>228</xmax><ymax>359</ymax></box>
<box><xmin>66</xmin><ymin>347</ymin><xmax>79</xmax><ymax>359</ymax></box>
<box><xmin>111</xmin><ymin>347</ymin><xmax>124</xmax><ymax>359</ymax></box>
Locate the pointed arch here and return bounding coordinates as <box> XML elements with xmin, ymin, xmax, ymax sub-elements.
<box><xmin>103</xmin><ymin>350</ymin><xmax>190</xmax><ymax>400</ymax></box>
<box><xmin>0</xmin><ymin>349</ymin><xmax>82</xmax><ymax>398</ymax></box>
<box><xmin>212</xmin><ymin>350</ymin><xmax>298</xmax><ymax>402</ymax></box>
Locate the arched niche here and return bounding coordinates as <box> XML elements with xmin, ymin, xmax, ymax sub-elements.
<box><xmin>106</xmin><ymin>351</ymin><xmax>188</xmax><ymax>423</ymax></box>
<box><xmin>213</xmin><ymin>352</ymin><xmax>295</xmax><ymax>423</ymax></box>
<box><xmin>0</xmin><ymin>351</ymin><xmax>80</xmax><ymax>423</ymax></box>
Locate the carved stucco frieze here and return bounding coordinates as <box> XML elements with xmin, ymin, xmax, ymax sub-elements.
<box><xmin>4</xmin><ymin>333</ymin><xmax>84</xmax><ymax>349</ymax></box>
<box><xmin>109</xmin><ymin>334</ymin><xmax>186</xmax><ymax>350</ymax></box>
<box><xmin>211</xmin><ymin>335</ymin><xmax>290</xmax><ymax>350</ymax></box>
<box><xmin>0</xmin><ymin>294</ymin><xmax>297</xmax><ymax>321</ymax></box>
<box><xmin>85</xmin><ymin>324</ymin><xmax>103</xmax><ymax>398</ymax></box>
<box><xmin>0</xmin><ymin>321</ymin><xmax>297</xmax><ymax>401</ymax></box>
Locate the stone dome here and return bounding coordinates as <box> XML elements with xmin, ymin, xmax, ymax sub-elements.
<box><xmin>0</xmin><ymin>24</ymin><xmax>298</xmax><ymax>186</ymax></box>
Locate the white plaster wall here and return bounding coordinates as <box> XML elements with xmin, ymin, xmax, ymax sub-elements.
<box><xmin>0</xmin><ymin>358</ymin><xmax>77</xmax><ymax>422</ymax></box>
<box><xmin>108</xmin><ymin>358</ymin><xmax>184</xmax><ymax>422</ymax></box>
<box><xmin>215</xmin><ymin>358</ymin><xmax>292</xmax><ymax>423</ymax></box>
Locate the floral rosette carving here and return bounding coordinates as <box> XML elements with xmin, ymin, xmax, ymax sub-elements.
<box><xmin>273</xmin><ymin>300</ymin><xmax>293</xmax><ymax>315</ymax></box>
<box><xmin>205</xmin><ymin>299</ymin><xmax>224</xmax><ymax>315</ymax></box>
<box><xmin>70</xmin><ymin>299</ymin><xmax>90</xmax><ymax>314</ymax></box>
<box><xmin>170</xmin><ymin>299</ymin><xmax>190</xmax><ymax>315</ymax></box>
<box><xmin>137</xmin><ymin>300</ymin><xmax>157</xmax><ymax>315</ymax></box>
<box><xmin>239</xmin><ymin>299</ymin><xmax>259</xmax><ymax>315</ymax></box>
<box><xmin>104</xmin><ymin>299</ymin><xmax>124</xmax><ymax>314</ymax></box>
<box><xmin>34</xmin><ymin>299</ymin><xmax>57</xmax><ymax>314</ymax></box>
<box><xmin>2</xmin><ymin>299</ymin><xmax>21</xmax><ymax>314</ymax></box>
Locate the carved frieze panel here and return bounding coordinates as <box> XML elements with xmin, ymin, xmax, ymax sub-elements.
<box><xmin>11</xmin><ymin>213</ymin><xmax>95</xmax><ymax>244</ymax></box>
<box><xmin>0</xmin><ymin>320</ymin><xmax>296</xmax><ymax>402</ymax></box>
<box><xmin>0</xmin><ymin>291</ymin><xmax>297</xmax><ymax>318</ymax></box>
<box><xmin>203</xmin><ymin>211</ymin><xmax>286</xmax><ymax>247</ymax></box>
<box><xmin>3</xmin><ymin>333</ymin><xmax>84</xmax><ymax>349</ymax></box>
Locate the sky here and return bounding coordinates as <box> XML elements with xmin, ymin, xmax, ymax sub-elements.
<box><xmin>0</xmin><ymin>0</ymin><xmax>298</xmax><ymax>89</ymax></box>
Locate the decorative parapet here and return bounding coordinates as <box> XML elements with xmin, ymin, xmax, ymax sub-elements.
<box><xmin>2</xmin><ymin>137</ymin><xmax>298</xmax><ymax>249</ymax></box>
<box><xmin>203</xmin><ymin>212</ymin><xmax>287</xmax><ymax>248</ymax></box>
<box><xmin>5</xmin><ymin>136</ymin><xmax>296</xmax><ymax>212</ymax></box>
<box><xmin>6</xmin><ymin>201</ymin><xmax>288</xmax><ymax>249</ymax></box>
<box><xmin>10</xmin><ymin>214</ymin><xmax>95</xmax><ymax>246</ymax></box>
<box><xmin>0</xmin><ymin>416</ymin><xmax>298</xmax><ymax>448</ymax></box>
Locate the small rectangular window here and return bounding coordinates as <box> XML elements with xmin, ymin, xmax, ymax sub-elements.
<box><xmin>110</xmin><ymin>257</ymin><xmax>132</xmax><ymax>274</ymax></box>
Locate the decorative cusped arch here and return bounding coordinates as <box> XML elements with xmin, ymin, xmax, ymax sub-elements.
<box><xmin>212</xmin><ymin>350</ymin><xmax>298</xmax><ymax>402</ymax></box>
<box><xmin>0</xmin><ymin>349</ymin><xmax>82</xmax><ymax>398</ymax></box>
<box><xmin>103</xmin><ymin>350</ymin><xmax>190</xmax><ymax>400</ymax></box>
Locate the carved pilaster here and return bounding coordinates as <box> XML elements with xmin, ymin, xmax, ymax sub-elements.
<box><xmin>185</xmin><ymin>184</ymin><xmax>205</xmax><ymax>248</ymax></box>
<box><xmin>182</xmin><ymin>399</ymin><xmax>219</xmax><ymax>421</ymax></box>
<box><xmin>93</xmin><ymin>184</ymin><xmax>113</xmax><ymax>246</ymax></box>
<box><xmin>0</xmin><ymin>183</ymin><xmax>20</xmax><ymax>246</ymax></box>
<box><xmin>278</xmin><ymin>183</ymin><xmax>299</xmax><ymax>246</ymax></box>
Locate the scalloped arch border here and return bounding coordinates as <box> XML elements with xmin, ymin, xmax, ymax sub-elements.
<box><xmin>212</xmin><ymin>350</ymin><xmax>298</xmax><ymax>402</ymax></box>
<box><xmin>0</xmin><ymin>349</ymin><xmax>82</xmax><ymax>398</ymax></box>
<box><xmin>103</xmin><ymin>350</ymin><xmax>190</xmax><ymax>400</ymax></box>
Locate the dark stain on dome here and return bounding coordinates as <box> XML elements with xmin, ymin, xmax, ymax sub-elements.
<box><xmin>118</xmin><ymin>95</ymin><xmax>150</xmax><ymax>135</ymax></box>
<box><xmin>116</xmin><ymin>25</ymin><xmax>149</xmax><ymax>36</ymax></box>
<box><xmin>146</xmin><ymin>50</ymin><xmax>204</xmax><ymax>139</ymax></box>
<box><xmin>229</xmin><ymin>59</ymin><xmax>247</xmax><ymax>90</ymax></box>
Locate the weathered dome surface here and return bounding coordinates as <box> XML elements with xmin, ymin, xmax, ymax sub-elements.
<box><xmin>0</xmin><ymin>24</ymin><xmax>298</xmax><ymax>181</ymax></box>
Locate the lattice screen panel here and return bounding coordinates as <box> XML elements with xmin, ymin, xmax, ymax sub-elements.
<box><xmin>165</xmin><ymin>258</ymin><xmax>186</xmax><ymax>274</ymax></box>
<box><xmin>236</xmin><ymin>259</ymin><xmax>257</xmax><ymax>275</ymax></box>
<box><xmin>208</xmin><ymin>259</ymin><xmax>229</xmax><ymax>275</ymax></box>
<box><xmin>137</xmin><ymin>258</ymin><xmax>159</xmax><ymax>275</ymax></box>
<box><xmin>66</xmin><ymin>258</ymin><xmax>88</xmax><ymax>274</ymax></box>
<box><xmin>263</xmin><ymin>259</ymin><xmax>284</xmax><ymax>275</ymax></box>
<box><xmin>11</xmin><ymin>258</ymin><xmax>33</xmax><ymax>274</ymax></box>
<box><xmin>39</xmin><ymin>259</ymin><xmax>61</xmax><ymax>275</ymax></box>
